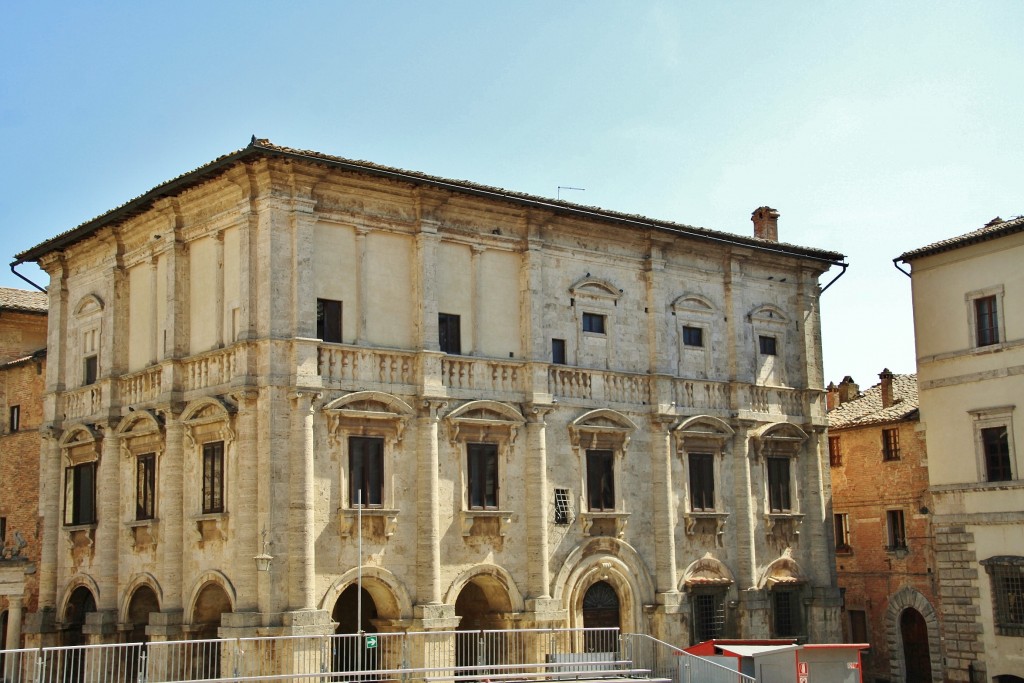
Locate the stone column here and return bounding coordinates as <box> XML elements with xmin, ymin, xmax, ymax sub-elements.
<box><xmin>97</xmin><ymin>423</ymin><xmax>121</xmax><ymax>612</ymax></box>
<box><xmin>290</xmin><ymin>391</ymin><xmax>320</xmax><ymax>611</ymax></box>
<box><xmin>37</xmin><ymin>431</ymin><xmax>61</xmax><ymax>611</ymax></box>
<box><xmin>5</xmin><ymin>595</ymin><xmax>22</xmax><ymax>650</ymax></box>
<box><xmin>525</xmin><ymin>406</ymin><xmax>554</xmax><ymax>599</ymax></box>
<box><xmin>160</xmin><ymin>412</ymin><xmax>185</xmax><ymax>612</ymax></box>
<box><xmin>355</xmin><ymin>227</ymin><xmax>370</xmax><ymax>344</ymax></box>
<box><xmin>213</xmin><ymin>230</ymin><xmax>225</xmax><ymax>347</ymax></box>
<box><xmin>470</xmin><ymin>245</ymin><xmax>485</xmax><ymax>355</ymax></box>
<box><xmin>231</xmin><ymin>391</ymin><xmax>260</xmax><ymax>614</ymax></box>
<box><xmin>416</xmin><ymin>401</ymin><xmax>445</xmax><ymax>605</ymax></box>
<box><xmin>650</xmin><ymin>417</ymin><xmax>678</xmax><ymax>596</ymax></box>
<box><xmin>732</xmin><ymin>422</ymin><xmax>757</xmax><ymax>590</ymax></box>
<box><xmin>149</xmin><ymin>256</ymin><xmax>159</xmax><ymax>365</ymax></box>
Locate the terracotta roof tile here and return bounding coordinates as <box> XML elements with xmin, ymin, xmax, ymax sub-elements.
<box><xmin>898</xmin><ymin>215</ymin><xmax>1024</xmax><ymax>262</ymax></box>
<box><xmin>0</xmin><ymin>287</ymin><xmax>47</xmax><ymax>313</ymax></box>
<box><xmin>827</xmin><ymin>373</ymin><xmax>918</xmax><ymax>429</ymax></box>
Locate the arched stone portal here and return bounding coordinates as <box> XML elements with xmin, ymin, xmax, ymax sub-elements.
<box><xmin>190</xmin><ymin>583</ymin><xmax>232</xmax><ymax>679</ymax></box>
<box><xmin>126</xmin><ymin>585</ymin><xmax>160</xmax><ymax>644</ymax></box>
<box><xmin>900</xmin><ymin>608</ymin><xmax>932</xmax><ymax>683</ymax></box>
<box><xmin>63</xmin><ymin>585</ymin><xmax>96</xmax><ymax>682</ymax></box>
<box><xmin>332</xmin><ymin>586</ymin><xmax>379</xmax><ymax>674</ymax></box>
<box><xmin>454</xmin><ymin>577</ymin><xmax>514</xmax><ymax>669</ymax></box>
<box><xmin>582</xmin><ymin>582</ymin><xmax>620</xmax><ymax>652</ymax></box>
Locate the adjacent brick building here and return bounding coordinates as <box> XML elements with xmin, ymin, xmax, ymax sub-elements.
<box><xmin>0</xmin><ymin>287</ymin><xmax>48</xmax><ymax>650</ymax></box>
<box><xmin>827</xmin><ymin>371</ymin><xmax>941</xmax><ymax>683</ymax></box>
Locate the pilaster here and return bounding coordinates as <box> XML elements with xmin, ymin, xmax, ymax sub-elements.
<box><xmin>649</xmin><ymin>414</ymin><xmax>679</xmax><ymax>597</ymax></box>
<box><xmin>289</xmin><ymin>390</ymin><xmax>320</xmax><ymax>612</ymax></box>
<box><xmin>525</xmin><ymin>404</ymin><xmax>554</xmax><ymax>600</ymax></box>
<box><xmin>159</xmin><ymin>409</ymin><xmax>184</xmax><ymax>611</ymax></box>
<box><xmin>732</xmin><ymin>420</ymin><xmax>758</xmax><ymax>589</ymax></box>
<box><xmin>96</xmin><ymin>422</ymin><xmax>121</xmax><ymax>610</ymax></box>
<box><xmin>416</xmin><ymin>400</ymin><xmax>446</xmax><ymax>607</ymax></box>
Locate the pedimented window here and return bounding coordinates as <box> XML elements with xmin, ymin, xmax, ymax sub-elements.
<box><xmin>570</xmin><ymin>410</ymin><xmax>635</xmax><ymax>538</ymax></box>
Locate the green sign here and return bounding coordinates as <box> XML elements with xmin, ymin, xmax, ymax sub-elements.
<box><xmin>365</xmin><ymin>636</ymin><xmax>378</xmax><ymax>649</ymax></box>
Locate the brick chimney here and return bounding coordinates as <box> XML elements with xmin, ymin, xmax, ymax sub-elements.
<box><xmin>752</xmin><ymin>206</ymin><xmax>780</xmax><ymax>242</ymax></box>
<box><xmin>879</xmin><ymin>368</ymin><xmax>894</xmax><ymax>408</ymax></box>
<box><xmin>826</xmin><ymin>382</ymin><xmax>839</xmax><ymax>411</ymax></box>
<box><xmin>837</xmin><ymin>376</ymin><xmax>859</xmax><ymax>404</ymax></box>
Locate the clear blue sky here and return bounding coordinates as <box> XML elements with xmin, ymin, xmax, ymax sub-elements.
<box><xmin>2</xmin><ymin>1</ymin><xmax>1021</xmax><ymax>388</ymax></box>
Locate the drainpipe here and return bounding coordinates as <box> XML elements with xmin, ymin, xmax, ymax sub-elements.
<box><xmin>9</xmin><ymin>260</ymin><xmax>47</xmax><ymax>292</ymax></box>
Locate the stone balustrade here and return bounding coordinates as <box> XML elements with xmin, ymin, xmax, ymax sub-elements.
<box><xmin>62</xmin><ymin>384</ymin><xmax>102</xmax><ymax>421</ymax></box>
<box><xmin>181</xmin><ymin>346</ymin><xmax>240</xmax><ymax>393</ymax></box>
<box><xmin>318</xmin><ymin>345</ymin><xmax>417</xmax><ymax>390</ymax></box>
<box><xmin>120</xmin><ymin>366</ymin><xmax>163</xmax><ymax>405</ymax></box>
<box><xmin>442</xmin><ymin>358</ymin><xmax>525</xmax><ymax>395</ymax></box>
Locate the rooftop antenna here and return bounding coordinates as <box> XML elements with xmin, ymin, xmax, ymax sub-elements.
<box><xmin>557</xmin><ymin>186</ymin><xmax>585</xmax><ymax>201</ymax></box>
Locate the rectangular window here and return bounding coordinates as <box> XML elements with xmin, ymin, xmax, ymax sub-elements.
<box><xmin>316</xmin><ymin>299</ymin><xmax>343</xmax><ymax>343</ymax></box>
<box><xmin>828</xmin><ymin>436</ymin><xmax>842</xmax><ymax>467</ymax></box>
<box><xmin>467</xmin><ymin>443</ymin><xmax>498</xmax><ymax>510</ymax></box>
<box><xmin>552</xmin><ymin>338</ymin><xmax>566</xmax><ymax>365</ymax></box>
<box><xmin>64</xmin><ymin>462</ymin><xmax>97</xmax><ymax>525</ymax></box>
<box><xmin>83</xmin><ymin>355</ymin><xmax>98</xmax><ymax>386</ymax></box>
<box><xmin>136</xmin><ymin>453</ymin><xmax>156</xmax><ymax>521</ymax></box>
<box><xmin>0</xmin><ymin>517</ymin><xmax>6</xmax><ymax>544</ymax></box>
<box><xmin>682</xmin><ymin>326</ymin><xmax>704</xmax><ymax>347</ymax></box>
<box><xmin>882</xmin><ymin>428</ymin><xmax>901</xmax><ymax>461</ymax></box>
<box><xmin>849</xmin><ymin>610</ymin><xmax>868</xmax><ymax>643</ymax></box>
<box><xmin>759</xmin><ymin>335</ymin><xmax>777</xmax><ymax>356</ymax></box>
<box><xmin>586</xmin><ymin>449</ymin><xmax>615</xmax><ymax>511</ymax></box>
<box><xmin>349</xmin><ymin>436</ymin><xmax>384</xmax><ymax>507</ymax></box>
<box><xmin>688</xmin><ymin>453</ymin><xmax>715</xmax><ymax>511</ymax></box>
<box><xmin>983</xmin><ymin>559</ymin><xmax>1024</xmax><ymax>636</ymax></box>
<box><xmin>582</xmin><ymin>313</ymin><xmax>606</xmax><ymax>334</ymax></box>
<box><xmin>438</xmin><ymin>313</ymin><xmax>462</xmax><ymax>354</ymax></box>
<box><xmin>772</xmin><ymin>589</ymin><xmax>800</xmax><ymax>637</ymax></box>
<box><xmin>202</xmin><ymin>441</ymin><xmax>225</xmax><ymax>514</ymax></box>
<box><xmin>692</xmin><ymin>590</ymin><xmax>726</xmax><ymax>643</ymax></box>
<box><xmin>975</xmin><ymin>295</ymin><xmax>1000</xmax><ymax>346</ymax></box>
<box><xmin>8</xmin><ymin>405</ymin><xmax>19</xmax><ymax>432</ymax></box>
<box><xmin>834</xmin><ymin>513</ymin><xmax>851</xmax><ymax>552</ymax></box>
<box><xmin>982</xmin><ymin>426</ymin><xmax>1012</xmax><ymax>482</ymax></box>
<box><xmin>554</xmin><ymin>488</ymin><xmax>571</xmax><ymax>525</ymax></box>
<box><xmin>886</xmin><ymin>509</ymin><xmax>907</xmax><ymax>550</ymax></box>
<box><xmin>767</xmin><ymin>456</ymin><xmax>792</xmax><ymax>513</ymax></box>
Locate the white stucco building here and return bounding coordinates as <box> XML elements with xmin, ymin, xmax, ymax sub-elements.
<box><xmin>15</xmin><ymin>140</ymin><xmax>845</xmax><ymax>655</ymax></box>
<box><xmin>897</xmin><ymin>215</ymin><xmax>1024</xmax><ymax>682</ymax></box>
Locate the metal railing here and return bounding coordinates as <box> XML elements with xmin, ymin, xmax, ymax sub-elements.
<box><xmin>0</xmin><ymin>628</ymin><xmax>744</xmax><ymax>683</ymax></box>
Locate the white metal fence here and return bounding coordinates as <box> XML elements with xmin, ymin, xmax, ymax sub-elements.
<box><xmin>0</xmin><ymin>628</ymin><xmax>750</xmax><ymax>683</ymax></box>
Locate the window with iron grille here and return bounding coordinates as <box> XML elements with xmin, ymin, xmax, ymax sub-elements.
<box><xmin>582</xmin><ymin>313</ymin><xmax>606</xmax><ymax>334</ymax></box>
<box><xmin>202</xmin><ymin>441</ymin><xmax>225</xmax><ymax>514</ymax></box>
<box><xmin>438</xmin><ymin>313</ymin><xmax>462</xmax><ymax>354</ymax></box>
<box><xmin>828</xmin><ymin>436</ymin><xmax>842</xmax><ymax>467</ymax></box>
<box><xmin>759</xmin><ymin>335</ymin><xmax>777</xmax><ymax>356</ymax></box>
<box><xmin>554</xmin><ymin>488</ymin><xmax>572</xmax><ymax>525</ymax></box>
<box><xmin>767</xmin><ymin>456</ymin><xmax>792</xmax><ymax>513</ymax></box>
<box><xmin>586</xmin><ymin>449</ymin><xmax>615</xmax><ymax>511</ymax></box>
<box><xmin>349</xmin><ymin>436</ymin><xmax>384</xmax><ymax>507</ymax></box>
<box><xmin>64</xmin><ymin>462</ymin><xmax>97</xmax><ymax>525</ymax></box>
<box><xmin>467</xmin><ymin>443</ymin><xmax>498</xmax><ymax>510</ymax></box>
<box><xmin>136</xmin><ymin>453</ymin><xmax>156</xmax><ymax>521</ymax></box>
<box><xmin>882</xmin><ymin>428</ymin><xmax>900</xmax><ymax>461</ymax></box>
<box><xmin>975</xmin><ymin>295</ymin><xmax>1000</xmax><ymax>347</ymax></box>
<box><xmin>772</xmin><ymin>588</ymin><xmax>800</xmax><ymax>637</ymax></box>
<box><xmin>688</xmin><ymin>453</ymin><xmax>715</xmax><ymax>511</ymax></box>
<box><xmin>982</xmin><ymin>426</ymin><xmax>1013</xmax><ymax>482</ymax></box>
<box><xmin>886</xmin><ymin>509</ymin><xmax>907</xmax><ymax>550</ymax></box>
<box><xmin>834</xmin><ymin>513</ymin><xmax>851</xmax><ymax>553</ymax></box>
<box><xmin>691</xmin><ymin>590</ymin><xmax>726</xmax><ymax>643</ymax></box>
<box><xmin>682</xmin><ymin>326</ymin><xmax>704</xmax><ymax>347</ymax></box>
<box><xmin>317</xmin><ymin>298</ymin><xmax>343</xmax><ymax>343</ymax></box>
<box><xmin>982</xmin><ymin>557</ymin><xmax>1024</xmax><ymax>636</ymax></box>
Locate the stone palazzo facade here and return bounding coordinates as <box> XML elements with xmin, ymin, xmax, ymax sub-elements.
<box><xmin>15</xmin><ymin>140</ymin><xmax>844</xmax><ymax>650</ymax></box>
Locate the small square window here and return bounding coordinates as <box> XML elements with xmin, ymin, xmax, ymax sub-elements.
<box><xmin>975</xmin><ymin>295</ymin><xmax>1000</xmax><ymax>347</ymax></box>
<box><xmin>759</xmin><ymin>335</ymin><xmax>777</xmax><ymax>356</ymax></box>
<box><xmin>439</xmin><ymin>313</ymin><xmax>462</xmax><ymax>354</ymax></box>
<box><xmin>582</xmin><ymin>313</ymin><xmax>606</xmax><ymax>334</ymax></box>
<box><xmin>682</xmin><ymin>326</ymin><xmax>704</xmax><ymax>347</ymax></box>
<box><xmin>552</xmin><ymin>338</ymin><xmax>566</xmax><ymax>365</ymax></box>
<box><xmin>886</xmin><ymin>509</ymin><xmax>907</xmax><ymax>550</ymax></box>
<box><xmin>9</xmin><ymin>405</ymin><xmax>20</xmax><ymax>432</ymax></box>
<box><xmin>828</xmin><ymin>436</ymin><xmax>842</xmax><ymax>467</ymax></box>
<box><xmin>882</xmin><ymin>428</ymin><xmax>900</xmax><ymax>461</ymax></box>
<box><xmin>316</xmin><ymin>299</ymin><xmax>343</xmax><ymax>343</ymax></box>
<box><xmin>554</xmin><ymin>488</ymin><xmax>571</xmax><ymax>525</ymax></box>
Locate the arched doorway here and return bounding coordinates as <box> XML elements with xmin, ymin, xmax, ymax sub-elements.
<box><xmin>582</xmin><ymin>581</ymin><xmax>620</xmax><ymax>653</ymax></box>
<box><xmin>124</xmin><ymin>586</ymin><xmax>159</xmax><ymax>681</ymax></box>
<box><xmin>191</xmin><ymin>583</ymin><xmax>232</xmax><ymax>680</ymax></box>
<box><xmin>454</xmin><ymin>579</ymin><xmax>512</xmax><ymax>670</ymax></box>
<box><xmin>331</xmin><ymin>586</ymin><xmax>379</xmax><ymax>675</ymax></box>
<box><xmin>900</xmin><ymin>608</ymin><xmax>932</xmax><ymax>683</ymax></box>
<box><xmin>63</xmin><ymin>586</ymin><xmax>96</xmax><ymax>682</ymax></box>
